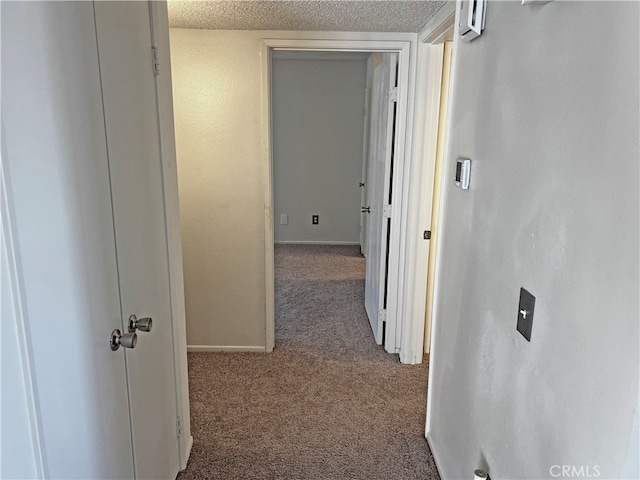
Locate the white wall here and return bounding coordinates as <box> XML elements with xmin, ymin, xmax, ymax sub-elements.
<box><xmin>428</xmin><ymin>2</ymin><xmax>639</xmax><ymax>479</ymax></box>
<box><xmin>272</xmin><ymin>55</ymin><xmax>367</xmax><ymax>244</ymax></box>
<box><xmin>171</xmin><ymin>30</ymin><xmax>268</xmax><ymax>349</ymax></box>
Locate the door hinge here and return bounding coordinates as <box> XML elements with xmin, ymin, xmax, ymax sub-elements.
<box><xmin>389</xmin><ymin>86</ymin><xmax>398</xmax><ymax>103</ymax></box>
<box><xmin>378</xmin><ymin>309</ymin><xmax>387</xmax><ymax>323</ymax></box>
<box><xmin>424</xmin><ymin>230</ymin><xmax>431</xmax><ymax>240</ymax></box>
<box><xmin>176</xmin><ymin>416</ymin><xmax>183</xmax><ymax>437</ymax></box>
<box><xmin>152</xmin><ymin>47</ymin><xmax>160</xmax><ymax>76</ymax></box>
<box><xmin>383</xmin><ymin>205</ymin><xmax>392</xmax><ymax>219</ymax></box>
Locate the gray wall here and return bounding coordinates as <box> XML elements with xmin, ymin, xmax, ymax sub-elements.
<box><xmin>272</xmin><ymin>56</ymin><xmax>367</xmax><ymax>243</ymax></box>
<box><xmin>429</xmin><ymin>2</ymin><xmax>639</xmax><ymax>479</ymax></box>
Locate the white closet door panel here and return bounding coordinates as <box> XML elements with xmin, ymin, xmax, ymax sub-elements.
<box><xmin>1</xmin><ymin>2</ymin><xmax>134</xmax><ymax>478</ymax></box>
<box><xmin>364</xmin><ymin>53</ymin><xmax>397</xmax><ymax>345</ymax></box>
<box><xmin>94</xmin><ymin>2</ymin><xmax>180</xmax><ymax>478</ymax></box>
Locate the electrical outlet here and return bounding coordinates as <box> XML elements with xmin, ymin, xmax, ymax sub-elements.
<box><xmin>517</xmin><ymin>288</ymin><xmax>536</xmax><ymax>342</ymax></box>
<box><xmin>280</xmin><ymin>214</ymin><xmax>288</xmax><ymax>225</ymax></box>
<box><xmin>312</xmin><ymin>215</ymin><xmax>319</xmax><ymax>225</ymax></box>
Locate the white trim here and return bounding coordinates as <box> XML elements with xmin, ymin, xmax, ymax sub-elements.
<box><xmin>272</xmin><ymin>50</ymin><xmax>370</xmax><ymax>61</ymax></box>
<box><xmin>399</xmin><ymin>7</ymin><xmax>456</xmax><ymax>365</ymax></box>
<box><xmin>275</xmin><ymin>241</ymin><xmax>361</xmax><ymax>246</ymax></box>
<box><xmin>265</xmin><ymin>38</ymin><xmax>413</xmax><ymax>51</ymax></box>
<box><xmin>399</xmin><ymin>41</ymin><xmax>444</xmax><ymax>365</ymax></box>
<box><xmin>148</xmin><ymin>0</ymin><xmax>191</xmax><ymax>471</ymax></box>
<box><xmin>187</xmin><ymin>345</ymin><xmax>268</xmax><ymax>353</ymax></box>
<box><xmin>386</xmin><ymin>41</ymin><xmax>416</xmax><ymax>356</ymax></box>
<box><xmin>1</xmin><ymin>130</ymin><xmax>47</xmax><ymax>478</ymax></box>
<box><xmin>260</xmin><ymin>40</ymin><xmax>276</xmax><ymax>354</ymax></box>
<box><xmin>260</xmin><ymin>34</ymin><xmax>418</xmax><ymax>361</ymax></box>
<box><xmin>425</xmin><ymin>8</ymin><xmax>460</xmax><ymax>438</ymax></box>
<box><xmin>426</xmin><ymin>434</ymin><xmax>447</xmax><ymax>480</ymax></box>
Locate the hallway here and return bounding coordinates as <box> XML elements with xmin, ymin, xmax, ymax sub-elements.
<box><xmin>178</xmin><ymin>244</ymin><xmax>439</xmax><ymax>479</ymax></box>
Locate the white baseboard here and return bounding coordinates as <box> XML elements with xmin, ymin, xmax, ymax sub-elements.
<box><xmin>275</xmin><ymin>241</ymin><xmax>361</xmax><ymax>246</ymax></box>
<box><xmin>187</xmin><ymin>345</ymin><xmax>267</xmax><ymax>353</ymax></box>
<box><xmin>426</xmin><ymin>434</ymin><xmax>447</xmax><ymax>479</ymax></box>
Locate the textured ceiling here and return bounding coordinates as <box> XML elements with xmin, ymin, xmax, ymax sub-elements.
<box><xmin>167</xmin><ymin>1</ymin><xmax>447</xmax><ymax>33</ymax></box>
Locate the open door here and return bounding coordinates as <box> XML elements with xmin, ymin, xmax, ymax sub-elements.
<box><xmin>94</xmin><ymin>2</ymin><xmax>181</xmax><ymax>478</ymax></box>
<box><xmin>2</xmin><ymin>2</ymin><xmax>136</xmax><ymax>477</ymax></box>
<box><xmin>359</xmin><ymin>55</ymin><xmax>374</xmax><ymax>256</ymax></box>
<box><xmin>2</xmin><ymin>1</ymin><xmax>182</xmax><ymax>477</ymax></box>
<box><xmin>364</xmin><ymin>53</ymin><xmax>398</xmax><ymax>346</ymax></box>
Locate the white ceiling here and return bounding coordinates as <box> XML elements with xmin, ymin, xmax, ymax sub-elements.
<box><xmin>167</xmin><ymin>1</ymin><xmax>447</xmax><ymax>33</ymax></box>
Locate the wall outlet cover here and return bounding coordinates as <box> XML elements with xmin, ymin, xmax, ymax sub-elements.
<box><xmin>312</xmin><ymin>215</ymin><xmax>319</xmax><ymax>225</ymax></box>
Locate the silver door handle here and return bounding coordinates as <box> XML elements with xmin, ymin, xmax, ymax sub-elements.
<box><xmin>128</xmin><ymin>314</ymin><xmax>152</xmax><ymax>333</ymax></box>
<box><xmin>111</xmin><ymin>329</ymin><xmax>137</xmax><ymax>351</ymax></box>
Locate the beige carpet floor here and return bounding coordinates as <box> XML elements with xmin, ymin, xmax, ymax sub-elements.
<box><xmin>177</xmin><ymin>244</ymin><xmax>440</xmax><ymax>479</ymax></box>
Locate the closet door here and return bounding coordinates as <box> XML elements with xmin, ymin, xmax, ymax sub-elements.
<box><xmin>364</xmin><ymin>53</ymin><xmax>398</xmax><ymax>347</ymax></box>
<box><xmin>94</xmin><ymin>2</ymin><xmax>180</xmax><ymax>478</ymax></box>
<box><xmin>1</xmin><ymin>2</ymin><xmax>135</xmax><ymax>478</ymax></box>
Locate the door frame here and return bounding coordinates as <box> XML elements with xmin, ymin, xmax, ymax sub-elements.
<box><xmin>398</xmin><ymin>3</ymin><xmax>456</xmax><ymax>366</ymax></box>
<box><xmin>149</xmin><ymin>0</ymin><xmax>193</xmax><ymax>471</ymax></box>
<box><xmin>260</xmin><ymin>34</ymin><xmax>416</xmax><ymax>355</ymax></box>
<box><xmin>408</xmin><ymin>0</ymin><xmax>459</xmax><ymax>455</ymax></box>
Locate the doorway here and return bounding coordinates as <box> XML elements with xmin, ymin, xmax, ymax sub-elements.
<box><xmin>271</xmin><ymin>51</ymin><xmax>368</xmax><ymax>248</ymax></box>
<box><xmin>262</xmin><ymin>39</ymin><xmax>413</xmax><ymax>358</ymax></box>
<box><xmin>270</xmin><ymin>49</ymin><xmax>400</xmax><ymax>352</ymax></box>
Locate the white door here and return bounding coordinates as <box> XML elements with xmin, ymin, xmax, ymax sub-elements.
<box><xmin>94</xmin><ymin>2</ymin><xmax>180</xmax><ymax>479</ymax></box>
<box><xmin>359</xmin><ymin>55</ymin><xmax>374</xmax><ymax>256</ymax></box>
<box><xmin>364</xmin><ymin>53</ymin><xmax>398</xmax><ymax>345</ymax></box>
<box><xmin>2</xmin><ymin>1</ymin><xmax>180</xmax><ymax>478</ymax></box>
<box><xmin>1</xmin><ymin>2</ymin><xmax>135</xmax><ymax>477</ymax></box>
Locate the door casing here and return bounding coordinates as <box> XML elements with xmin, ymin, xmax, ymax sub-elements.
<box><xmin>148</xmin><ymin>1</ymin><xmax>194</xmax><ymax>469</ymax></box>
<box><xmin>260</xmin><ymin>35</ymin><xmax>416</xmax><ymax>358</ymax></box>
<box><xmin>401</xmin><ymin>0</ymin><xmax>456</xmax><ymax>367</ymax></box>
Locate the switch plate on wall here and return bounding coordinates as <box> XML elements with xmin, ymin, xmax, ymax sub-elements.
<box><xmin>280</xmin><ymin>214</ymin><xmax>288</xmax><ymax>225</ymax></box>
<box><xmin>517</xmin><ymin>287</ymin><xmax>536</xmax><ymax>342</ymax></box>
<box><xmin>455</xmin><ymin>158</ymin><xmax>471</xmax><ymax>190</ymax></box>
<box><xmin>312</xmin><ymin>215</ymin><xmax>319</xmax><ymax>225</ymax></box>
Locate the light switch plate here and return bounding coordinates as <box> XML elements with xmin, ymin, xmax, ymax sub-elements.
<box><xmin>459</xmin><ymin>0</ymin><xmax>487</xmax><ymax>43</ymax></box>
<box><xmin>455</xmin><ymin>158</ymin><xmax>471</xmax><ymax>190</ymax></box>
<box><xmin>517</xmin><ymin>287</ymin><xmax>535</xmax><ymax>342</ymax></box>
